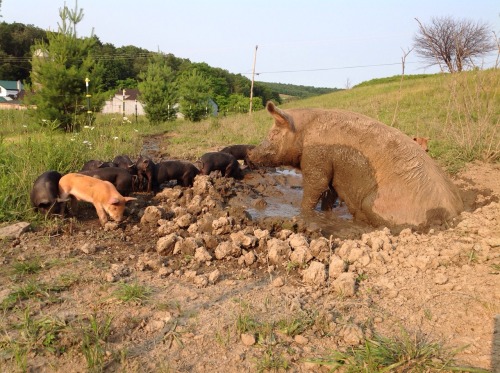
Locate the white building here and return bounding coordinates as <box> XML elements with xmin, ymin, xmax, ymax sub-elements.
<box><xmin>102</xmin><ymin>88</ymin><xmax>145</xmax><ymax>115</ymax></box>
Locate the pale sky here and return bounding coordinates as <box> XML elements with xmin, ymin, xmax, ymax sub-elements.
<box><xmin>3</xmin><ymin>0</ymin><xmax>499</xmax><ymax>88</ymax></box>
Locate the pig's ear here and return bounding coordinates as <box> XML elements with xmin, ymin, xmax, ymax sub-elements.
<box><xmin>266</xmin><ymin>101</ymin><xmax>295</xmax><ymax>132</ymax></box>
<box><xmin>124</xmin><ymin>197</ymin><xmax>137</xmax><ymax>203</ymax></box>
<box><xmin>109</xmin><ymin>197</ymin><xmax>121</xmax><ymax>205</ymax></box>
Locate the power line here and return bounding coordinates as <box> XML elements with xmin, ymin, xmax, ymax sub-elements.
<box><xmin>241</xmin><ymin>61</ymin><xmax>421</xmax><ymax>76</ymax></box>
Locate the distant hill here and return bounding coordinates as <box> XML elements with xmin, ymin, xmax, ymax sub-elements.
<box><xmin>258</xmin><ymin>81</ymin><xmax>342</xmax><ymax>102</ymax></box>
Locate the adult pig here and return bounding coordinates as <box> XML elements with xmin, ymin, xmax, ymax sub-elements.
<box><xmin>248</xmin><ymin>102</ymin><xmax>463</xmax><ymax>228</ymax></box>
<box><xmin>200</xmin><ymin>152</ymin><xmax>243</xmax><ymax>179</ymax></box>
<box><xmin>220</xmin><ymin>144</ymin><xmax>256</xmax><ymax>168</ymax></box>
<box><xmin>154</xmin><ymin>160</ymin><xmax>200</xmax><ymax>192</ymax></box>
<box><xmin>80</xmin><ymin>167</ymin><xmax>133</xmax><ymax>196</ymax></box>
<box><xmin>30</xmin><ymin>171</ymin><xmax>63</xmax><ymax>214</ymax></box>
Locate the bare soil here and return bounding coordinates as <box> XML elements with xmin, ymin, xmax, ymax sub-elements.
<box><xmin>0</xmin><ymin>134</ymin><xmax>499</xmax><ymax>372</ymax></box>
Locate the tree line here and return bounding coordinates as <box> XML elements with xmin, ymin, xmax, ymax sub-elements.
<box><xmin>0</xmin><ymin>5</ymin><xmax>282</xmax><ymax>128</ymax></box>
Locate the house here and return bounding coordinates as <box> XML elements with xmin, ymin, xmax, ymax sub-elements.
<box><xmin>102</xmin><ymin>88</ymin><xmax>145</xmax><ymax>115</ymax></box>
<box><xmin>0</xmin><ymin>80</ymin><xmax>25</xmax><ymax>109</ymax></box>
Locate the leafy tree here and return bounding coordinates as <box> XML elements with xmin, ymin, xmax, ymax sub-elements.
<box><xmin>138</xmin><ymin>53</ymin><xmax>178</xmax><ymax>123</ymax></box>
<box><xmin>116</xmin><ymin>77</ymin><xmax>138</xmax><ymax>89</ymax></box>
<box><xmin>0</xmin><ymin>22</ymin><xmax>47</xmax><ymax>82</ymax></box>
<box><xmin>177</xmin><ymin>69</ymin><xmax>213</xmax><ymax>121</ymax></box>
<box><xmin>26</xmin><ymin>2</ymin><xmax>105</xmax><ymax>131</ymax></box>
<box><xmin>217</xmin><ymin>93</ymin><xmax>263</xmax><ymax>114</ymax></box>
<box><xmin>414</xmin><ymin>17</ymin><xmax>496</xmax><ymax>73</ymax></box>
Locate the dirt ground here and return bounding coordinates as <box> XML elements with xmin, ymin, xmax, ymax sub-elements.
<box><xmin>0</xmin><ymin>135</ymin><xmax>499</xmax><ymax>372</ymax></box>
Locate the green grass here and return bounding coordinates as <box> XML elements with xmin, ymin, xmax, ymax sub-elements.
<box><xmin>11</xmin><ymin>259</ymin><xmax>43</xmax><ymax>276</ymax></box>
<box><xmin>78</xmin><ymin>314</ymin><xmax>113</xmax><ymax>373</ymax></box>
<box><xmin>0</xmin><ymin>309</ymin><xmax>67</xmax><ymax>371</ymax></box>
<box><xmin>255</xmin><ymin>348</ymin><xmax>290</xmax><ymax>372</ymax></box>
<box><xmin>1</xmin><ymin>278</ymin><xmax>74</xmax><ymax>310</ymax></box>
<box><xmin>112</xmin><ymin>281</ymin><xmax>152</xmax><ymax>304</ymax></box>
<box><xmin>306</xmin><ymin>329</ymin><xmax>489</xmax><ymax>372</ymax></box>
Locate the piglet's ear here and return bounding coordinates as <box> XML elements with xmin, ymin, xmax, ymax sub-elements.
<box><xmin>109</xmin><ymin>197</ymin><xmax>121</xmax><ymax>205</ymax></box>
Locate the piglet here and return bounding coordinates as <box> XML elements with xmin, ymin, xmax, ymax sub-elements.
<box><xmin>30</xmin><ymin>171</ymin><xmax>63</xmax><ymax>215</ymax></box>
<box><xmin>58</xmin><ymin>173</ymin><xmax>136</xmax><ymax>226</ymax></box>
<box><xmin>199</xmin><ymin>152</ymin><xmax>243</xmax><ymax>179</ymax></box>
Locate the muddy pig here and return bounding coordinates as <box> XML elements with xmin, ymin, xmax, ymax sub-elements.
<box><xmin>80</xmin><ymin>160</ymin><xmax>117</xmax><ymax>171</ymax></box>
<box><xmin>249</xmin><ymin>101</ymin><xmax>463</xmax><ymax>228</ymax></box>
<box><xmin>153</xmin><ymin>160</ymin><xmax>200</xmax><ymax>192</ymax></box>
<box><xmin>79</xmin><ymin>167</ymin><xmax>133</xmax><ymax>196</ymax></box>
<box><xmin>220</xmin><ymin>144</ymin><xmax>256</xmax><ymax>168</ymax></box>
<box><xmin>200</xmin><ymin>152</ymin><xmax>243</xmax><ymax>179</ymax></box>
<box><xmin>135</xmin><ymin>155</ymin><xmax>155</xmax><ymax>193</ymax></box>
<box><xmin>30</xmin><ymin>170</ymin><xmax>63</xmax><ymax>215</ymax></box>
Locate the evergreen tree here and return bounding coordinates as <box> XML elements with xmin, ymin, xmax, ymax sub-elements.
<box><xmin>177</xmin><ymin>69</ymin><xmax>213</xmax><ymax>122</ymax></box>
<box><xmin>27</xmin><ymin>2</ymin><xmax>105</xmax><ymax>131</ymax></box>
<box><xmin>138</xmin><ymin>53</ymin><xmax>178</xmax><ymax>123</ymax></box>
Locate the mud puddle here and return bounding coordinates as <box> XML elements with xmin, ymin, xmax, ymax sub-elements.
<box><xmin>241</xmin><ymin>167</ymin><xmax>368</xmax><ymax>238</ymax></box>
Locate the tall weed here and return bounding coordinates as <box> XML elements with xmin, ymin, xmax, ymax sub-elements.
<box><xmin>441</xmin><ymin>69</ymin><xmax>499</xmax><ymax>165</ymax></box>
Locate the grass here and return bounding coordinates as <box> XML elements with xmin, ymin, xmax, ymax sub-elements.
<box><xmin>276</xmin><ymin>311</ymin><xmax>317</xmax><ymax>338</ymax></box>
<box><xmin>1</xmin><ymin>278</ymin><xmax>74</xmax><ymax>310</ymax></box>
<box><xmin>11</xmin><ymin>258</ymin><xmax>43</xmax><ymax>276</ymax></box>
<box><xmin>0</xmin><ymin>309</ymin><xmax>67</xmax><ymax>370</ymax></box>
<box><xmin>255</xmin><ymin>348</ymin><xmax>290</xmax><ymax>372</ymax></box>
<box><xmin>306</xmin><ymin>328</ymin><xmax>490</xmax><ymax>372</ymax></box>
<box><xmin>78</xmin><ymin>314</ymin><xmax>113</xmax><ymax>373</ymax></box>
<box><xmin>112</xmin><ymin>281</ymin><xmax>152</xmax><ymax>304</ymax></box>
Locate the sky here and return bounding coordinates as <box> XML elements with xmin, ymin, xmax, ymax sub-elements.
<box><xmin>2</xmin><ymin>0</ymin><xmax>499</xmax><ymax>88</ymax></box>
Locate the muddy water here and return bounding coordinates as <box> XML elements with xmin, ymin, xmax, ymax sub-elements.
<box><xmin>244</xmin><ymin>167</ymin><xmax>370</xmax><ymax>238</ymax></box>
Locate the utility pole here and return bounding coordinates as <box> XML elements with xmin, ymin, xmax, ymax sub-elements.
<box><xmin>85</xmin><ymin>77</ymin><xmax>92</xmax><ymax>125</ymax></box>
<box><xmin>249</xmin><ymin>45</ymin><xmax>258</xmax><ymax>114</ymax></box>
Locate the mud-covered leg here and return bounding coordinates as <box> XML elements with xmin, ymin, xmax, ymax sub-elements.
<box><xmin>301</xmin><ymin>170</ymin><xmax>332</xmax><ymax>210</ymax></box>
<box><xmin>301</xmin><ymin>152</ymin><xmax>333</xmax><ymax>210</ymax></box>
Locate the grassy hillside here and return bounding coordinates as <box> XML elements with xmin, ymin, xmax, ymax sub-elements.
<box><xmin>1</xmin><ymin>69</ymin><xmax>498</xmax><ymax>222</ymax></box>
<box><xmin>258</xmin><ymin>81</ymin><xmax>341</xmax><ymax>101</ymax></box>
<box><xmin>167</xmin><ymin>69</ymin><xmax>499</xmax><ymax>170</ymax></box>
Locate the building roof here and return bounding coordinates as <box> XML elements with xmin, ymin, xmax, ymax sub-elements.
<box><xmin>0</xmin><ymin>80</ymin><xmax>22</xmax><ymax>91</ymax></box>
<box><xmin>115</xmin><ymin>88</ymin><xmax>140</xmax><ymax>101</ymax></box>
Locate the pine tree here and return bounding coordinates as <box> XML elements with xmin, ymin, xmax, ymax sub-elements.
<box><xmin>138</xmin><ymin>53</ymin><xmax>178</xmax><ymax>123</ymax></box>
<box><xmin>178</xmin><ymin>69</ymin><xmax>213</xmax><ymax>122</ymax></box>
<box><xmin>27</xmin><ymin>2</ymin><xmax>105</xmax><ymax>131</ymax></box>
